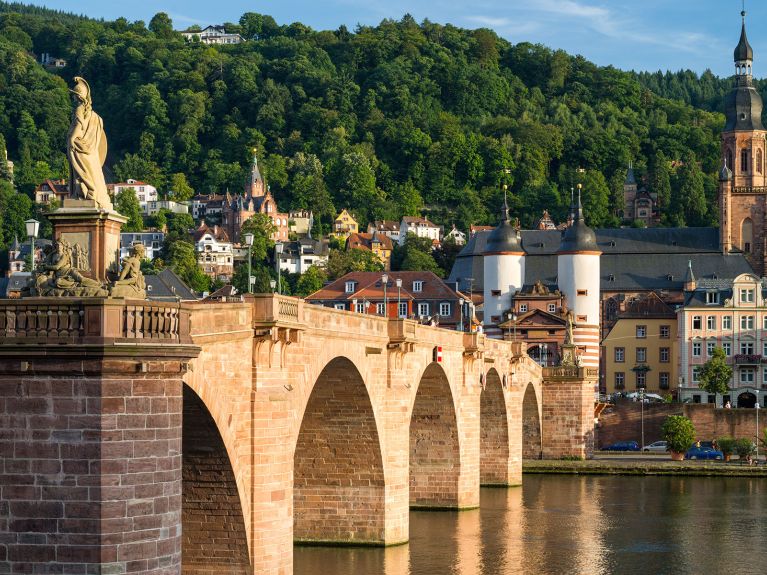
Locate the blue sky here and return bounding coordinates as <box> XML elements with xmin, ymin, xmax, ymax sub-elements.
<box><xmin>25</xmin><ymin>0</ymin><xmax>765</xmax><ymax>76</ymax></box>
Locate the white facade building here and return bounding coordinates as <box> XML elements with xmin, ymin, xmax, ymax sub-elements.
<box><xmin>146</xmin><ymin>200</ymin><xmax>189</xmax><ymax>216</ymax></box>
<box><xmin>180</xmin><ymin>25</ymin><xmax>244</xmax><ymax>45</ymax></box>
<box><xmin>109</xmin><ymin>179</ymin><xmax>158</xmax><ymax>215</ymax></box>
<box><xmin>120</xmin><ymin>232</ymin><xmax>165</xmax><ymax>260</ymax></box>
<box><xmin>277</xmin><ymin>238</ymin><xmax>329</xmax><ymax>275</ymax></box>
<box><xmin>399</xmin><ymin>216</ymin><xmax>441</xmax><ymax>246</ymax></box>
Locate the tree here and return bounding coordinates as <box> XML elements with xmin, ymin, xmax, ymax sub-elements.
<box><xmin>240</xmin><ymin>214</ymin><xmax>277</xmax><ymax>263</ymax></box>
<box><xmin>698</xmin><ymin>347</ymin><xmax>733</xmax><ymax>396</ymax></box>
<box><xmin>661</xmin><ymin>415</ymin><xmax>696</xmax><ymax>456</ymax></box>
<box><xmin>325</xmin><ymin>249</ymin><xmax>383</xmax><ymax>280</ymax></box>
<box><xmin>295</xmin><ymin>265</ymin><xmax>328</xmax><ymax>297</ymax></box>
<box><xmin>114</xmin><ymin>188</ymin><xmax>144</xmax><ymax>232</ymax></box>
<box><xmin>0</xmin><ymin>133</ymin><xmax>11</xmax><ymax>182</ymax></box>
<box><xmin>113</xmin><ymin>153</ymin><xmax>166</xmax><ymax>190</ymax></box>
<box><xmin>168</xmin><ymin>173</ymin><xmax>194</xmax><ymax>202</ymax></box>
<box><xmin>401</xmin><ymin>249</ymin><xmax>443</xmax><ymax>276</ymax></box>
<box><xmin>166</xmin><ymin>241</ymin><xmax>210</xmax><ymax>293</ymax></box>
<box><xmin>149</xmin><ymin>12</ymin><xmax>174</xmax><ymax>38</ymax></box>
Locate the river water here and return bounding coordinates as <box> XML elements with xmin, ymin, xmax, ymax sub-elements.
<box><xmin>294</xmin><ymin>475</ymin><xmax>767</xmax><ymax>575</ymax></box>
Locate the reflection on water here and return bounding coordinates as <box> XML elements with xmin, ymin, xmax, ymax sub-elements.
<box><xmin>294</xmin><ymin>476</ymin><xmax>767</xmax><ymax>575</ymax></box>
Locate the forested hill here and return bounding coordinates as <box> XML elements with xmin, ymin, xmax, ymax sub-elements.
<box><xmin>0</xmin><ymin>6</ymin><xmax>741</xmax><ymax>233</ymax></box>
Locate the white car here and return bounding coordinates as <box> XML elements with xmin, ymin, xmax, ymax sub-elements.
<box><xmin>642</xmin><ymin>441</ymin><xmax>668</xmax><ymax>453</ymax></box>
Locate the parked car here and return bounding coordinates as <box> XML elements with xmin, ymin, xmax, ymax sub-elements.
<box><xmin>601</xmin><ymin>441</ymin><xmax>640</xmax><ymax>451</ymax></box>
<box><xmin>642</xmin><ymin>441</ymin><xmax>668</xmax><ymax>453</ymax></box>
<box><xmin>684</xmin><ymin>446</ymin><xmax>724</xmax><ymax>460</ymax></box>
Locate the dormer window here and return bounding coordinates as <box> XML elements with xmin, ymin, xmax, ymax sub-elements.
<box><xmin>706</xmin><ymin>291</ymin><xmax>719</xmax><ymax>305</ymax></box>
<box><xmin>345</xmin><ymin>281</ymin><xmax>356</xmax><ymax>294</ymax></box>
<box><xmin>412</xmin><ymin>280</ymin><xmax>423</xmax><ymax>292</ymax></box>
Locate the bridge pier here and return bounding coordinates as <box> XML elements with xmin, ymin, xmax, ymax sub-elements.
<box><xmin>541</xmin><ymin>366</ymin><xmax>598</xmax><ymax>459</ymax></box>
<box><xmin>0</xmin><ymin>299</ymin><xmax>198</xmax><ymax>575</ymax></box>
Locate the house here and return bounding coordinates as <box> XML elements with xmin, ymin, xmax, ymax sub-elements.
<box><xmin>277</xmin><ymin>237</ymin><xmax>330</xmax><ymax>275</ymax></box>
<box><xmin>146</xmin><ymin>200</ymin><xmax>189</xmax><ymax>216</ymax></box>
<box><xmin>120</xmin><ymin>231</ymin><xmax>165</xmax><ymax>260</ymax></box>
<box><xmin>346</xmin><ymin>232</ymin><xmax>393</xmax><ymax>270</ymax></box>
<box><xmin>306</xmin><ymin>271</ymin><xmax>465</xmax><ymax>328</ymax></box>
<box><xmin>191</xmin><ymin>193</ymin><xmax>226</xmax><ymax>220</ymax></box>
<box><xmin>443</xmin><ymin>225</ymin><xmax>466</xmax><ymax>246</ymax></box>
<box><xmin>399</xmin><ymin>216</ymin><xmax>441</xmax><ymax>246</ymax></box>
<box><xmin>179</xmin><ymin>25</ymin><xmax>244</xmax><ymax>45</ymax></box>
<box><xmin>289</xmin><ymin>210</ymin><xmax>314</xmax><ymax>237</ymax></box>
<box><xmin>108</xmin><ymin>179</ymin><xmax>159</xmax><ymax>214</ymax></box>
<box><xmin>193</xmin><ymin>223</ymin><xmax>233</xmax><ymax>281</ymax></box>
<box><xmin>221</xmin><ymin>151</ymin><xmax>289</xmax><ymax>243</ymax></box>
<box><xmin>40</xmin><ymin>53</ymin><xmax>67</xmax><ymax>68</ymax></box>
<box><xmin>144</xmin><ymin>268</ymin><xmax>199</xmax><ymax>301</ymax></box>
<box><xmin>603</xmin><ymin>292</ymin><xmax>677</xmax><ymax>397</ymax></box>
<box><xmin>203</xmin><ymin>284</ymin><xmax>241</xmax><ymax>303</ymax></box>
<box><xmin>367</xmin><ymin>220</ymin><xmax>401</xmax><ymax>244</ymax></box>
<box><xmin>330</xmin><ymin>209</ymin><xmax>358</xmax><ymax>240</ymax></box>
<box><xmin>677</xmin><ymin>271</ymin><xmax>767</xmax><ymax>408</ymax></box>
<box><xmin>470</xmin><ymin>225</ymin><xmax>494</xmax><ymax>236</ymax></box>
<box><xmin>34</xmin><ymin>179</ymin><xmax>69</xmax><ymax>205</ymax></box>
<box><xmin>0</xmin><ymin>273</ymin><xmax>31</xmax><ymax>298</ymax></box>
<box><xmin>6</xmin><ymin>237</ymin><xmax>51</xmax><ymax>276</ymax></box>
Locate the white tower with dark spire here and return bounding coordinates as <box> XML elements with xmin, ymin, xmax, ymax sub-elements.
<box><xmin>557</xmin><ymin>185</ymin><xmax>601</xmax><ymax>367</ymax></box>
<box><xmin>483</xmin><ymin>187</ymin><xmax>526</xmax><ymax>336</ymax></box>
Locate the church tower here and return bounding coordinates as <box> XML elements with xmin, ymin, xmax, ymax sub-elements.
<box><xmin>719</xmin><ymin>10</ymin><xmax>767</xmax><ymax>274</ymax></box>
<box><xmin>247</xmin><ymin>148</ymin><xmax>266</xmax><ymax>198</ymax></box>
<box><xmin>483</xmin><ymin>187</ymin><xmax>526</xmax><ymax>337</ymax></box>
<box><xmin>557</xmin><ymin>186</ymin><xmax>601</xmax><ymax>368</ymax></box>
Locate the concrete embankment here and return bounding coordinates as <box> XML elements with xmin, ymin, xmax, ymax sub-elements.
<box><xmin>524</xmin><ymin>459</ymin><xmax>767</xmax><ymax>477</ymax></box>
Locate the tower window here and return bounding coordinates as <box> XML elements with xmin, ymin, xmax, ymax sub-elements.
<box><xmin>741</xmin><ymin>149</ymin><xmax>749</xmax><ymax>173</ymax></box>
<box><xmin>758</xmin><ymin>149</ymin><xmax>763</xmax><ymax>174</ymax></box>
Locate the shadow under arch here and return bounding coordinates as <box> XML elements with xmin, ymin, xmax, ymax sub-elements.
<box><xmin>409</xmin><ymin>362</ymin><xmax>461</xmax><ymax>508</ymax></box>
<box><xmin>293</xmin><ymin>356</ymin><xmax>386</xmax><ymax>544</ymax></box>
<box><xmin>522</xmin><ymin>382</ymin><xmax>542</xmax><ymax>460</ymax></box>
<box><xmin>182</xmin><ymin>384</ymin><xmax>251</xmax><ymax>574</ymax></box>
<box><xmin>481</xmin><ymin>368</ymin><xmax>510</xmax><ymax>485</ymax></box>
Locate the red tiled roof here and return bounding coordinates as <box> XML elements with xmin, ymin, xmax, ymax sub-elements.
<box><xmin>193</xmin><ymin>223</ymin><xmax>230</xmax><ymax>243</ymax></box>
<box><xmin>347</xmin><ymin>232</ymin><xmax>393</xmax><ymax>251</ymax></box>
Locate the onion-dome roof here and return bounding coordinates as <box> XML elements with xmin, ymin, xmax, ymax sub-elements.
<box><xmin>734</xmin><ymin>13</ymin><xmax>753</xmax><ymax>62</ymax></box>
<box><xmin>558</xmin><ymin>189</ymin><xmax>599</xmax><ymax>254</ymax></box>
<box><xmin>484</xmin><ymin>192</ymin><xmax>525</xmax><ymax>255</ymax></box>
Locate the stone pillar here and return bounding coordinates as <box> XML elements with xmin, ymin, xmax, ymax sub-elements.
<box><xmin>47</xmin><ymin>200</ymin><xmax>127</xmax><ymax>282</ymax></box>
<box><xmin>540</xmin><ymin>366</ymin><xmax>598</xmax><ymax>459</ymax></box>
<box><xmin>0</xmin><ymin>299</ymin><xmax>199</xmax><ymax>574</ymax></box>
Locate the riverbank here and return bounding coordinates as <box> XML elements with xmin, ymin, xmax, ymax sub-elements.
<box><xmin>524</xmin><ymin>458</ymin><xmax>767</xmax><ymax>477</ymax></box>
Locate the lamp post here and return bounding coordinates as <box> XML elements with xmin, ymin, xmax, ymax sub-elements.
<box><xmin>639</xmin><ymin>386</ymin><xmax>646</xmax><ymax>451</ymax></box>
<box><xmin>243</xmin><ymin>232</ymin><xmax>254</xmax><ymax>294</ymax></box>
<box><xmin>275</xmin><ymin>242</ymin><xmax>284</xmax><ymax>294</ymax></box>
<box><xmin>269</xmin><ymin>279</ymin><xmax>276</xmax><ymax>293</ymax></box>
<box><xmin>396</xmin><ymin>278</ymin><xmax>402</xmax><ymax>318</ymax></box>
<box><xmin>382</xmin><ymin>273</ymin><xmax>389</xmax><ymax>318</ymax></box>
<box><xmin>24</xmin><ymin>219</ymin><xmax>39</xmax><ymax>273</ymax></box>
<box><xmin>756</xmin><ymin>389</ymin><xmax>760</xmax><ymax>463</ymax></box>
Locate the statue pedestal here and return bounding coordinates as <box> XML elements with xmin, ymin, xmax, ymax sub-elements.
<box><xmin>47</xmin><ymin>200</ymin><xmax>127</xmax><ymax>282</ymax></box>
<box><xmin>560</xmin><ymin>343</ymin><xmax>577</xmax><ymax>366</ymax></box>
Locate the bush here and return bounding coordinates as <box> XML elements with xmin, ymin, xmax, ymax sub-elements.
<box><xmin>661</xmin><ymin>415</ymin><xmax>696</xmax><ymax>453</ymax></box>
<box><xmin>734</xmin><ymin>438</ymin><xmax>756</xmax><ymax>460</ymax></box>
<box><xmin>717</xmin><ymin>437</ymin><xmax>735</xmax><ymax>456</ymax></box>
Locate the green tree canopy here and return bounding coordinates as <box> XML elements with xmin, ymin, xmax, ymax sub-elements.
<box><xmin>240</xmin><ymin>213</ymin><xmax>277</xmax><ymax>263</ymax></box>
<box><xmin>114</xmin><ymin>188</ymin><xmax>144</xmax><ymax>232</ymax></box>
<box><xmin>325</xmin><ymin>248</ymin><xmax>383</xmax><ymax>280</ymax></box>
<box><xmin>698</xmin><ymin>347</ymin><xmax>733</xmax><ymax>396</ymax></box>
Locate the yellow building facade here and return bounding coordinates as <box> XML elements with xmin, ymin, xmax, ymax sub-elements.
<box><xmin>330</xmin><ymin>209</ymin><xmax>359</xmax><ymax>240</ymax></box>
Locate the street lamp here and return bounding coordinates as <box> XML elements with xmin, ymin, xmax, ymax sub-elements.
<box><xmin>382</xmin><ymin>274</ymin><xmax>388</xmax><ymax>318</ymax></box>
<box><xmin>396</xmin><ymin>278</ymin><xmax>402</xmax><ymax>318</ymax></box>
<box><xmin>639</xmin><ymin>386</ymin><xmax>646</xmax><ymax>451</ymax></box>
<box><xmin>24</xmin><ymin>219</ymin><xmax>39</xmax><ymax>273</ymax></box>
<box><xmin>275</xmin><ymin>242</ymin><xmax>284</xmax><ymax>295</ymax></box>
<box><xmin>243</xmin><ymin>232</ymin><xmax>254</xmax><ymax>294</ymax></box>
<box><xmin>756</xmin><ymin>389</ymin><xmax>761</xmax><ymax>463</ymax></box>
<box><xmin>269</xmin><ymin>279</ymin><xmax>276</xmax><ymax>293</ymax></box>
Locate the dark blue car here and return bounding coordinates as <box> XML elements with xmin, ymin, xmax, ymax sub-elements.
<box><xmin>601</xmin><ymin>441</ymin><xmax>640</xmax><ymax>451</ymax></box>
<box><xmin>684</xmin><ymin>446</ymin><xmax>724</xmax><ymax>460</ymax></box>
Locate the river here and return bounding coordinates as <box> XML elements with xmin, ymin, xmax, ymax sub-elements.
<box><xmin>294</xmin><ymin>475</ymin><xmax>767</xmax><ymax>575</ymax></box>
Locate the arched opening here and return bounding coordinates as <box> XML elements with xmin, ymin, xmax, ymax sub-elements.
<box><xmin>522</xmin><ymin>383</ymin><xmax>542</xmax><ymax>460</ymax></box>
<box><xmin>410</xmin><ymin>363</ymin><xmax>460</xmax><ymax>507</ymax></box>
<box><xmin>480</xmin><ymin>369</ymin><xmax>510</xmax><ymax>485</ymax></box>
<box><xmin>727</xmin><ymin>148</ymin><xmax>734</xmax><ymax>173</ymax></box>
<box><xmin>737</xmin><ymin>391</ymin><xmax>756</xmax><ymax>409</ymax></box>
<box><xmin>293</xmin><ymin>357</ymin><xmax>385</xmax><ymax>544</ymax></box>
<box><xmin>741</xmin><ymin>148</ymin><xmax>750</xmax><ymax>173</ymax></box>
<box><xmin>742</xmin><ymin>218</ymin><xmax>753</xmax><ymax>253</ymax></box>
<box><xmin>182</xmin><ymin>385</ymin><xmax>250</xmax><ymax>574</ymax></box>
<box><xmin>757</xmin><ymin>149</ymin><xmax>763</xmax><ymax>174</ymax></box>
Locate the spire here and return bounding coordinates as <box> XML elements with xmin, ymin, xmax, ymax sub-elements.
<box><xmin>625</xmin><ymin>161</ymin><xmax>636</xmax><ymax>185</ymax></box>
<box><xmin>684</xmin><ymin>259</ymin><xmax>697</xmax><ymax>291</ymax></box>
<box><xmin>558</xmin><ymin>183</ymin><xmax>599</xmax><ymax>254</ymax></box>
<box><xmin>483</xmin><ymin>184</ymin><xmax>524</xmax><ymax>255</ymax></box>
<box><xmin>735</xmin><ymin>7</ymin><xmax>753</xmax><ymax>64</ymax></box>
<box><xmin>247</xmin><ymin>147</ymin><xmax>265</xmax><ymax>197</ymax></box>
<box><xmin>501</xmin><ymin>184</ymin><xmax>510</xmax><ymax>222</ymax></box>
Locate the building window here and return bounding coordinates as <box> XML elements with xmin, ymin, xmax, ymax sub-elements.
<box><xmin>412</xmin><ymin>280</ymin><xmax>423</xmax><ymax>292</ymax></box>
<box><xmin>345</xmin><ymin>281</ymin><xmax>355</xmax><ymax>293</ymax></box>
<box><xmin>759</xmin><ymin>149</ymin><xmax>764</xmax><ymax>174</ymax></box>
<box><xmin>417</xmin><ymin>303</ymin><xmax>429</xmax><ymax>317</ymax></box>
<box><xmin>577</xmin><ymin>289</ymin><xmax>588</xmax><ymax>296</ymax></box>
<box><xmin>660</xmin><ymin>347</ymin><xmax>670</xmax><ymax>363</ymax></box>
<box><xmin>741</xmin><ymin>289</ymin><xmax>755</xmax><ymax>303</ymax></box>
<box><xmin>692</xmin><ymin>342</ymin><xmax>702</xmax><ymax>356</ymax></box>
<box><xmin>706</xmin><ymin>316</ymin><xmax>716</xmax><ymax>330</ymax></box>
<box><xmin>636</xmin><ymin>372</ymin><xmax>646</xmax><ymax>388</ymax></box>
<box><xmin>519</xmin><ymin>304</ymin><xmax>528</xmax><ymax>313</ymax></box>
<box><xmin>615</xmin><ymin>347</ymin><xmax>625</xmax><ymax>362</ymax></box>
<box><xmin>722</xmin><ymin>342</ymin><xmax>732</xmax><ymax>355</ymax></box>
<box><xmin>636</xmin><ymin>325</ymin><xmax>647</xmax><ymax>338</ymax></box>
<box><xmin>660</xmin><ymin>325</ymin><xmax>670</xmax><ymax>339</ymax></box>
<box><xmin>706</xmin><ymin>291</ymin><xmax>719</xmax><ymax>304</ymax></box>
<box><xmin>398</xmin><ymin>302</ymin><xmax>407</xmax><ymax>318</ymax></box>
<box><xmin>741</xmin><ymin>369</ymin><xmax>755</xmax><ymax>384</ymax></box>
<box><xmin>577</xmin><ymin>315</ymin><xmax>587</xmax><ymax>322</ymax></box>
<box><xmin>707</xmin><ymin>341</ymin><xmax>716</xmax><ymax>356</ymax></box>
<box><xmin>615</xmin><ymin>372</ymin><xmax>625</xmax><ymax>389</ymax></box>
<box><xmin>377</xmin><ymin>303</ymin><xmax>385</xmax><ymax>315</ymax></box>
<box><xmin>334</xmin><ymin>303</ymin><xmax>345</xmax><ymax>310</ymax></box>
<box><xmin>548</xmin><ymin>303</ymin><xmax>556</xmax><ymax>313</ymax></box>
<box><xmin>636</xmin><ymin>348</ymin><xmax>647</xmax><ymax>363</ymax></box>
<box><xmin>745</xmin><ymin>242</ymin><xmax>752</xmax><ymax>253</ymax></box>
<box><xmin>741</xmin><ymin>316</ymin><xmax>755</xmax><ymax>330</ymax></box>
<box><xmin>723</xmin><ymin>316</ymin><xmax>732</xmax><ymax>330</ymax></box>
<box><xmin>659</xmin><ymin>372</ymin><xmax>670</xmax><ymax>390</ymax></box>
<box><xmin>692</xmin><ymin>316</ymin><xmax>702</xmax><ymax>330</ymax></box>
<box><xmin>439</xmin><ymin>303</ymin><xmax>451</xmax><ymax>317</ymax></box>
<box><xmin>491</xmin><ymin>290</ymin><xmax>501</xmax><ymax>297</ymax></box>
<box><xmin>355</xmin><ymin>302</ymin><xmax>365</xmax><ymax>313</ymax></box>
<box><xmin>741</xmin><ymin>148</ymin><xmax>750</xmax><ymax>173</ymax></box>
<box><xmin>692</xmin><ymin>367</ymin><xmax>700</xmax><ymax>383</ymax></box>
<box><xmin>740</xmin><ymin>342</ymin><xmax>755</xmax><ymax>355</ymax></box>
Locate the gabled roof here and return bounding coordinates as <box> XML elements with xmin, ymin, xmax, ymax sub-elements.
<box><xmin>369</xmin><ymin>220</ymin><xmax>400</xmax><ymax>232</ymax></box>
<box><xmin>402</xmin><ymin>216</ymin><xmax>439</xmax><ymax>227</ymax></box>
<box><xmin>347</xmin><ymin>232</ymin><xmax>393</xmax><ymax>251</ymax></box>
<box><xmin>193</xmin><ymin>223</ymin><xmax>230</xmax><ymax>243</ymax></box>
<box><xmin>306</xmin><ymin>271</ymin><xmax>459</xmax><ymax>302</ymax></box>
<box><xmin>498</xmin><ymin>308</ymin><xmax>566</xmax><ymax>328</ymax></box>
<box><xmin>145</xmin><ymin>269</ymin><xmax>199</xmax><ymax>301</ymax></box>
<box><xmin>619</xmin><ymin>292</ymin><xmax>676</xmax><ymax>319</ymax></box>
<box><xmin>203</xmin><ymin>284</ymin><xmax>239</xmax><ymax>302</ymax></box>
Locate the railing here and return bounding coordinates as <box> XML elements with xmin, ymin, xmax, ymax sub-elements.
<box><xmin>388</xmin><ymin>318</ymin><xmax>417</xmax><ymax>342</ymax></box>
<box><xmin>251</xmin><ymin>294</ymin><xmax>303</xmax><ymax>325</ymax></box>
<box><xmin>733</xmin><ymin>186</ymin><xmax>767</xmax><ymax>194</ymax></box>
<box><xmin>123</xmin><ymin>303</ymin><xmax>182</xmax><ymax>339</ymax></box>
<box><xmin>733</xmin><ymin>354</ymin><xmax>762</xmax><ymax>365</ymax></box>
<box><xmin>0</xmin><ymin>302</ymin><xmax>85</xmax><ymax>338</ymax></box>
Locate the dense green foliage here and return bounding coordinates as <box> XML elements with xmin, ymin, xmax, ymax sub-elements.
<box><xmin>0</xmin><ymin>5</ymin><xmax>736</xmax><ymax>238</ymax></box>
<box><xmin>661</xmin><ymin>415</ymin><xmax>696</xmax><ymax>454</ymax></box>
<box><xmin>697</xmin><ymin>347</ymin><xmax>733</xmax><ymax>396</ymax></box>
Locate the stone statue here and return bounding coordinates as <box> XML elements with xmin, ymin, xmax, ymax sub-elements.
<box><xmin>532</xmin><ymin>280</ymin><xmax>549</xmax><ymax>296</ymax></box>
<box><xmin>564</xmin><ymin>309</ymin><xmax>575</xmax><ymax>345</ymax></box>
<box><xmin>67</xmin><ymin>77</ymin><xmax>113</xmax><ymax>211</ymax></box>
<box><xmin>29</xmin><ymin>239</ymin><xmax>107</xmax><ymax>297</ymax></box>
<box><xmin>110</xmin><ymin>243</ymin><xmax>147</xmax><ymax>299</ymax></box>
<box><xmin>72</xmin><ymin>243</ymin><xmax>90</xmax><ymax>271</ymax></box>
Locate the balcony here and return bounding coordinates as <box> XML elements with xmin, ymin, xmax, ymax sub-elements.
<box><xmin>733</xmin><ymin>354</ymin><xmax>762</xmax><ymax>365</ymax></box>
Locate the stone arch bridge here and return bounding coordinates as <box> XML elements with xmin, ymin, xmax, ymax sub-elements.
<box><xmin>0</xmin><ymin>295</ymin><xmax>596</xmax><ymax>575</ymax></box>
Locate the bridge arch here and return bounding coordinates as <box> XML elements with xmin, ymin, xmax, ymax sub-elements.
<box><xmin>182</xmin><ymin>384</ymin><xmax>250</xmax><ymax>573</ymax></box>
<box><xmin>293</xmin><ymin>356</ymin><xmax>386</xmax><ymax>544</ymax></box>
<box><xmin>480</xmin><ymin>368</ymin><xmax>511</xmax><ymax>485</ymax></box>
<box><xmin>522</xmin><ymin>382</ymin><xmax>543</xmax><ymax>460</ymax></box>
<box><xmin>409</xmin><ymin>362</ymin><xmax>462</xmax><ymax>508</ymax></box>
